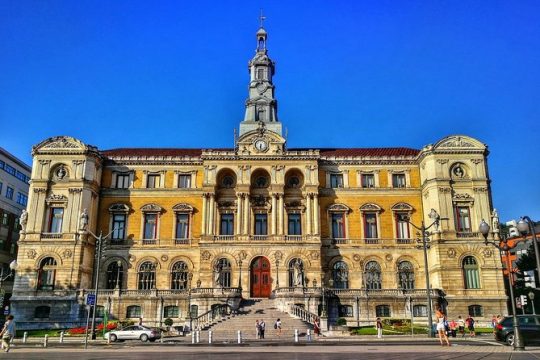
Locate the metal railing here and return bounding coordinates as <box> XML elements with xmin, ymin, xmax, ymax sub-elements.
<box><xmin>288</xmin><ymin>304</ymin><xmax>318</xmax><ymax>325</ymax></box>
<box><xmin>192</xmin><ymin>304</ymin><xmax>232</xmax><ymax>330</ymax></box>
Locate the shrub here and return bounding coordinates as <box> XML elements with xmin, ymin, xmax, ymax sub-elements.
<box><xmin>164</xmin><ymin>318</ymin><xmax>173</xmax><ymax>327</ymax></box>
<box><xmin>336</xmin><ymin>317</ymin><xmax>347</xmax><ymax>326</ymax></box>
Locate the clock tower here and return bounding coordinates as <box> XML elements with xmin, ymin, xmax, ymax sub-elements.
<box><xmin>239</xmin><ymin>20</ymin><xmax>282</xmax><ymax>137</ymax></box>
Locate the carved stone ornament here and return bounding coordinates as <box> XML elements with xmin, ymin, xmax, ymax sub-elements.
<box><xmin>391</xmin><ymin>202</ymin><xmax>413</xmax><ymax>211</ymax></box>
<box><xmin>42</xmin><ymin>137</ymin><xmax>83</xmax><ymax>149</ymax></box>
<box><xmin>328</xmin><ymin>203</ymin><xmax>352</xmax><ymax>212</ymax></box>
<box><xmin>483</xmin><ymin>248</ymin><xmax>493</xmax><ymax>258</ymax></box>
<box><xmin>27</xmin><ymin>249</ymin><xmax>37</xmax><ymax>259</ymax></box>
<box><xmin>453</xmin><ymin>193</ymin><xmax>473</xmax><ymax>200</ymax></box>
<box><xmin>436</xmin><ymin>159</ymin><xmax>449</xmax><ymax>164</ymax></box>
<box><xmin>310</xmin><ymin>251</ymin><xmax>320</xmax><ymax>260</ymax></box>
<box><xmin>438</xmin><ymin>136</ymin><xmax>475</xmax><ymax>148</ymax></box>
<box><xmin>45</xmin><ymin>194</ymin><xmax>68</xmax><ymax>204</ymax></box>
<box><xmin>129</xmin><ymin>255</ymin><xmax>136</xmax><ymax>262</ymax></box>
<box><xmin>140</xmin><ymin>203</ymin><xmax>163</xmax><ymax>212</ymax></box>
<box><xmin>359</xmin><ymin>203</ymin><xmax>381</xmax><ymax>212</ymax></box>
<box><xmin>471</xmin><ymin>159</ymin><xmax>483</xmax><ymax>164</ymax></box>
<box><xmin>274</xmin><ymin>251</ymin><xmax>283</xmax><ymax>261</ymax></box>
<box><xmin>353</xmin><ymin>254</ymin><xmax>361</xmax><ymax>262</ymax></box>
<box><xmin>62</xmin><ymin>249</ymin><xmax>73</xmax><ymax>259</ymax></box>
<box><xmin>438</xmin><ymin>187</ymin><xmax>452</xmax><ymax>193</ymax></box>
<box><xmin>447</xmin><ymin>248</ymin><xmax>457</xmax><ymax>258</ymax></box>
<box><xmin>161</xmin><ymin>254</ymin><xmax>169</xmax><ymax>262</ymax></box>
<box><xmin>239</xmin><ymin>250</ymin><xmax>248</xmax><ymax>260</ymax></box>
<box><xmin>55</xmin><ymin>165</ymin><xmax>68</xmax><ymax>180</ymax></box>
<box><xmin>109</xmin><ymin>203</ymin><xmax>130</xmax><ymax>213</ymax></box>
<box><xmin>473</xmin><ymin>187</ymin><xmax>488</xmax><ymax>193</ymax></box>
<box><xmin>451</xmin><ymin>165</ymin><xmax>465</xmax><ymax>178</ymax></box>
<box><xmin>172</xmin><ymin>203</ymin><xmax>194</xmax><ymax>213</ymax></box>
<box><xmin>385</xmin><ymin>254</ymin><xmax>393</xmax><ymax>261</ymax></box>
<box><xmin>201</xmin><ymin>251</ymin><xmax>211</xmax><ymax>261</ymax></box>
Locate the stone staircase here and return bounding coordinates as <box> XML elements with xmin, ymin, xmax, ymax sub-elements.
<box><xmin>199</xmin><ymin>298</ymin><xmax>313</xmax><ymax>342</ymax></box>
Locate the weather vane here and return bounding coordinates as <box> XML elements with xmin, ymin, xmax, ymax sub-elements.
<box><xmin>259</xmin><ymin>9</ymin><xmax>266</xmax><ymax>28</ymax></box>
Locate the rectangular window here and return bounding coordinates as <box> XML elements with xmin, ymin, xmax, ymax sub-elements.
<box><xmin>0</xmin><ymin>182</ymin><xmax>3</xmax><ymax>195</ymax></box>
<box><xmin>143</xmin><ymin>213</ymin><xmax>158</xmax><ymax>239</ymax></box>
<box><xmin>16</xmin><ymin>192</ymin><xmax>28</xmax><ymax>206</ymax></box>
<box><xmin>331</xmin><ymin>213</ymin><xmax>346</xmax><ymax>238</ymax></box>
<box><xmin>48</xmin><ymin>208</ymin><xmax>64</xmax><ymax>233</ymax></box>
<box><xmin>361</xmin><ymin>174</ymin><xmax>375</xmax><ymax>188</ymax></box>
<box><xmin>220</xmin><ymin>214</ymin><xmax>234</xmax><ymax>235</ymax></box>
<box><xmin>176</xmin><ymin>213</ymin><xmax>189</xmax><ymax>239</ymax></box>
<box><xmin>254</xmin><ymin>214</ymin><xmax>268</xmax><ymax>235</ymax></box>
<box><xmin>413</xmin><ymin>305</ymin><xmax>428</xmax><ymax>317</ymax></box>
<box><xmin>5</xmin><ymin>187</ymin><xmax>14</xmax><ymax>200</ymax></box>
<box><xmin>164</xmin><ymin>306</ymin><xmax>179</xmax><ymax>318</ymax></box>
<box><xmin>330</xmin><ymin>174</ymin><xmax>344</xmax><ymax>188</ymax></box>
<box><xmin>392</xmin><ymin>173</ymin><xmax>406</xmax><ymax>188</ymax></box>
<box><xmin>147</xmin><ymin>174</ymin><xmax>160</xmax><ymax>188</ymax></box>
<box><xmin>455</xmin><ymin>206</ymin><xmax>471</xmax><ymax>232</ymax></box>
<box><xmin>364</xmin><ymin>213</ymin><xmax>378</xmax><ymax>238</ymax></box>
<box><xmin>288</xmin><ymin>213</ymin><xmax>302</xmax><ymax>235</ymax></box>
<box><xmin>15</xmin><ymin>170</ymin><xmax>27</xmax><ymax>183</ymax></box>
<box><xmin>376</xmin><ymin>305</ymin><xmax>391</xmax><ymax>317</ymax></box>
<box><xmin>115</xmin><ymin>173</ymin><xmax>130</xmax><ymax>189</ymax></box>
<box><xmin>4</xmin><ymin>164</ymin><xmax>15</xmax><ymax>176</ymax></box>
<box><xmin>396</xmin><ymin>214</ymin><xmax>409</xmax><ymax>239</ymax></box>
<box><xmin>0</xmin><ymin>160</ymin><xmax>4</xmax><ymax>170</ymax></box>
<box><xmin>111</xmin><ymin>214</ymin><xmax>126</xmax><ymax>240</ymax></box>
<box><xmin>178</xmin><ymin>174</ymin><xmax>191</xmax><ymax>188</ymax></box>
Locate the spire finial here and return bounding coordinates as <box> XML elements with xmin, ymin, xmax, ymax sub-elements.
<box><xmin>259</xmin><ymin>9</ymin><xmax>266</xmax><ymax>28</ymax></box>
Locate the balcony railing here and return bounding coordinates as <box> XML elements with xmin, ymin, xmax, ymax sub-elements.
<box><xmin>174</xmin><ymin>238</ymin><xmax>190</xmax><ymax>245</ymax></box>
<box><xmin>284</xmin><ymin>235</ymin><xmax>303</xmax><ymax>242</ymax></box>
<box><xmin>41</xmin><ymin>233</ymin><xmax>63</xmax><ymax>239</ymax></box>
<box><xmin>251</xmin><ymin>235</ymin><xmax>268</xmax><ymax>241</ymax></box>
<box><xmin>213</xmin><ymin>235</ymin><xmax>235</xmax><ymax>242</ymax></box>
<box><xmin>142</xmin><ymin>238</ymin><xmax>158</xmax><ymax>245</ymax></box>
<box><xmin>396</xmin><ymin>238</ymin><xmax>414</xmax><ymax>244</ymax></box>
<box><xmin>364</xmin><ymin>238</ymin><xmax>380</xmax><ymax>245</ymax></box>
<box><xmin>456</xmin><ymin>232</ymin><xmax>479</xmax><ymax>238</ymax></box>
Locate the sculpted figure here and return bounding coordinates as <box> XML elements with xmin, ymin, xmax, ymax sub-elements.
<box><xmin>79</xmin><ymin>208</ymin><xmax>89</xmax><ymax>230</ymax></box>
<box><xmin>19</xmin><ymin>209</ymin><xmax>28</xmax><ymax>231</ymax></box>
<box><xmin>491</xmin><ymin>209</ymin><xmax>500</xmax><ymax>231</ymax></box>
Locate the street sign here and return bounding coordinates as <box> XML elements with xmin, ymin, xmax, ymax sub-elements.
<box><xmin>86</xmin><ymin>294</ymin><xmax>96</xmax><ymax>306</ymax></box>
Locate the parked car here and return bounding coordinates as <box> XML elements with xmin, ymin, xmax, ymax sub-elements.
<box><xmin>104</xmin><ymin>325</ymin><xmax>161</xmax><ymax>342</ymax></box>
<box><xmin>494</xmin><ymin>315</ymin><xmax>540</xmax><ymax>346</ymax></box>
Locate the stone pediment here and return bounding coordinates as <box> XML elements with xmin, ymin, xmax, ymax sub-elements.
<box><xmin>236</xmin><ymin>122</ymin><xmax>285</xmax><ymax>157</ymax></box>
<box><xmin>33</xmin><ymin>136</ymin><xmax>99</xmax><ymax>155</ymax></box>
<box><xmin>432</xmin><ymin>135</ymin><xmax>486</xmax><ymax>151</ymax></box>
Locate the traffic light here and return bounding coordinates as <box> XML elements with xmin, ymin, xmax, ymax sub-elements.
<box><xmin>520</xmin><ymin>295</ymin><xmax>528</xmax><ymax>306</ymax></box>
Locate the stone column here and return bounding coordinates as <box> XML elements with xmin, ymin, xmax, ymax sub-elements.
<box><xmin>236</xmin><ymin>193</ymin><xmax>243</xmax><ymax>235</ymax></box>
<box><xmin>278</xmin><ymin>194</ymin><xmax>284</xmax><ymax>235</ymax></box>
<box><xmin>271</xmin><ymin>194</ymin><xmax>277</xmax><ymax>235</ymax></box>
<box><xmin>201</xmin><ymin>193</ymin><xmax>207</xmax><ymax>235</ymax></box>
<box><xmin>313</xmin><ymin>194</ymin><xmax>319</xmax><ymax>234</ymax></box>
<box><xmin>31</xmin><ymin>188</ymin><xmax>47</xmax><ymax>232</ymax></box>
<box><xmin>243</xmin><ymin>195</ymin><xmax>250</xmax><ymax>234</ymax></box>
<box><xmin>208</xmin><ymin>194</ymin><xmax>215</xmax><ymax>235</ymax></box>
<box><xmin>306</xmin><ymin>193</ymin><xmax>312</xmax><ymax>235</ymax></box>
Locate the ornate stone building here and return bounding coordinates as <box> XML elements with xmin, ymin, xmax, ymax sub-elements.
<box><xmin>12</xmin><ymin>25</ymin><xmax>506</xmax><ymax>329</ymax></box>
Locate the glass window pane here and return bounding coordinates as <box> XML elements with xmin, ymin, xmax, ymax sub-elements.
<box><xmin>144</xmin><ymin>214</ymin><xmax>157</xmax><ymax>239</ymax></box>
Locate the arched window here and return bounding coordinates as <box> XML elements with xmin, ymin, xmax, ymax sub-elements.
<box><xmin>332</xmin><ymin>261</ymin><xmax>349</xmax><ymax>289</ymax></box>
<box><xmin>137</xmin><ymin>261</ymin><xmax>156</xmax><ymax>290</ymax></box>
<box><xmin>126</xmin><ymin>305</ymin><xmax>141</xmax><ymax>318</ymax></box>
<box><xmin>468</xmin><ymin>304</ymin><xmax>483</xmax><ymax>317</ymax></box>
<box><xmin>288</xmin><ymin>258</ymin><xmax>304</xmax><ymax>287</ymax></box>
<box><xmin>376</xmin><ymin>305</ymin><xmax>391</xmax><ymax>317</ymax></box>
<box><xmin>214</xmin><ymin>258</ymin><xmax>231</xmax><ymax>287</ymax></box>
<box><xmin>106</xmin><ymin>261</ymin><xmax>124</xmax><ymax>289</ymax></box>
<box><xmin>171</xmin><ymin>261</ymin><xmax>189</xmax><ymax>290</ymax></box>
<box><xmin>397</xmin><ymin>261</ymin><xmax>415</xmax><ymax>290</ymax></box>
<box><xmin>365</xmin><ymin>261</ymin><xmax>382</xmax><ymax>290</ymax></box>
<box><xmin>164</xmin><ymin>305</ymin><xmax>179</xmax><ymax>318</ymax></box>
<box><xmin>38</xmin><ymin>257</ymin><xmax>57</xmax><ymax>290</ymax></box>
<box><xmin>463</xmin><ymin>256</ymin><xmax>480</xmax><ymax>289</ymax></box>
<box><xmin>35</xmin><ymin>305</ymin><xmax>51</xmax><ymax>319</ymax></box>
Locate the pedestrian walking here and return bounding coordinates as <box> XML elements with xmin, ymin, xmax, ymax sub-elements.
<box><xmin>435</xmin><ymin>306</ymin><xmax>450</xmax><ymax>346</ymax></box>
<box><xmin>376</xmin><ymin>317</ymin><xmax>383</xmax><ymax>339</ymax></box>
<box><xmin>314</xmin><ymin>317</ymin><xmax>321</xmax><ymax>337</ymax></box>
<box><xmin>256</xmin><ymin>320</ymin><xmax>260</xmax><ymax>339</ymax></box>
<box><xmin>466</xmin><ymin>315</ymin><xmax>475</xmax><ymax>337</ymax></box>
<box><xmin>491</xmin><ymin>315</ymin><xmax>498</xmax><ymax>335</ymax></box>
<box><xmin>274</xmin><ymin>318</ymin><xmax>282</xmax><ymax>336</ymax></box>
<box><xmin>0</xmin><ymin>315</ymin><xmax>16</xmax><ymax>353</ymax></box>
<box><xmin>259</xmin><ymin>319</ymin><xmax>266</xmax><ymax>339</ymax></box>
<box><xmin>457</xmin><ymin>315</ymin><xmax>465</xmax><ymax>337</ymax></box>
<box><xmin>449</xmin><ymin>319</ymin><xmax>457</xmax><ymax>338</ymax></box>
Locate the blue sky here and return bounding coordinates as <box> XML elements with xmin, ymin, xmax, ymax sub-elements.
<box><xmin>1</xmin><ymin>1</ymin><xmax>539</xmax><ymax>221</ymax></box>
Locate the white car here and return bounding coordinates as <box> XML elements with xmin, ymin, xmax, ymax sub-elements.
<box><xmin>104</xmin><ymin>325</ymin><xmax>161</xmax><ymax>342</ymax></box>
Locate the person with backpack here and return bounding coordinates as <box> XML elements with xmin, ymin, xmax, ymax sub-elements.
<box><xmin>466</xmin><ymin>315</ymin><xmax>476</xmax><ymax>337</ymax></box>
<box><xmin>274</xmin><ymin>318</ymin><xmax>282</xmax><ymax>336</ymax></box>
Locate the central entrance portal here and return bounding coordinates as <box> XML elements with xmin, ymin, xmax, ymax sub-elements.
<box><xmin>250</xmin><ymin>256</ymin><xmax>271</xmax><ymax>298</ymax></box>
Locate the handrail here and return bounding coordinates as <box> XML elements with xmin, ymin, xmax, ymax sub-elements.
<box><xmin>192</xmin><ymin>304</ymin><xmax>232</xmax><ymax>330</ymax></box>
<box><xmin>288</xmin><ymin>304</ymin><xmax>318</xmax><ymax>325</ymax></box>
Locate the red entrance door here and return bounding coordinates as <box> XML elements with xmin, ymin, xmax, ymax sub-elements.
<box><xmin>250</xmin><ymin>257</ymin><xmax>271</xmax><ymax>298</ymax></box>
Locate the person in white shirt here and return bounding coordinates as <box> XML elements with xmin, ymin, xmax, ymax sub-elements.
<box><xmin>0</xmin><ymin>315</ymin><xmax>16</xmax><ymax>353</ymax></box>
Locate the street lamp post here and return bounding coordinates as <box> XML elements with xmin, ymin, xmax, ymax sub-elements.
<box><xmin>528</xmin><ymin>291</ymin><xmax>536</xmax><ymax>315</ymax></box>
<box><xmin>404</xmin><ymin>209</ymin><xmax>444</xmax><ymax>338</ymax></box>
<box><xmin>479</xmin><ymin>219</ymin><xmax>525</xmax><ymax>351</ymax></box>
<box><xmin>84</xmin><ymin>226</ymin><xmax>123</xmax><ymax>340</ymax></box>
<box><xmin>0</xmin><ymin>260</ymin><xmax>19</xmax><ymax>312</ymax></box>
<box><xmin>516</xmin><ymin>216</ymin><xmax>540</xmax><ymax>288</ymax></box>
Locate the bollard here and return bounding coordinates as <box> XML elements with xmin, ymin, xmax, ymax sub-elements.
<box><xmin>23</xmin><ymin>332</ymin><xmax>28</xmax><ymax>344</ymax></box>
<box><xmin>160</xmin><ymin>331</ymin><xmax>163</xmax><ymax>343</ymax></box>
<box><xmin>294</xmin><ymin>329</ymin><xmax>299</xmax><ymax>343</ymax></box>
<box><xmin>196</xmin><ymin>330</ymin><xmax>200</xmax><ymax>343</ymax></box>
<box><xmin>44</xmin><ymin>334</ymin><xmax>49</xmax><ymax>348</ymax></box>
<box><xmin>208</xmin><ymin>330</ymin><xmax>213</xmax><ymax>344</ymax></box>
<box><xmin>191</xmin><ymin>331</ymin><xmax>195</xmax><ymax>344</ymax></box>
<box><xmin>60</xmin><ymin>331</ymin><xmax>64</xmax><ymax>343</ymax></box>
<box><xmin>237</xmin><ymin>330</ymin><xmax>242</xmax><ymax>344</ymax></box>
<box><xmin>307</xmin><ymin>329</ymin><xmax>312</xmax><ymax>342</ymax></box>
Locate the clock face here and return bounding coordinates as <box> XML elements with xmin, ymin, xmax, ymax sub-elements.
<box><xmin>254</xmin><ymin>139</ymin><xmax>268</xmax><ymax>152</ymax></box>
<box><xmin>256</xmin><ymin>83</ymin><xmax>267</xmax><ymax>93</ymax></box>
